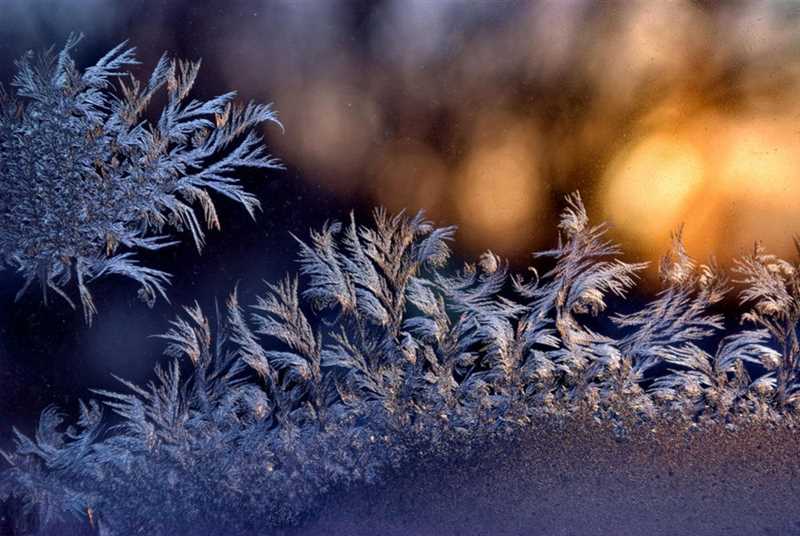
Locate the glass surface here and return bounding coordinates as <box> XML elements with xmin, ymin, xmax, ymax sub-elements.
<box><xmin>1</xmin><ymin>2</ymin><xmax>799</xmax><ymax>534</ymax></box>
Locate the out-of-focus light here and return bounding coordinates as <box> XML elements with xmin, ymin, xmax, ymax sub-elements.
<box><xmin>713</xmin><ymin>118</ymin><xmax>800</xmax><ymax>257</ymax></box>
<box><xmin>370</xmin><ymin>141</ymin><xmax>447</xmax><ymax>215</ymax></box>
<box><xmin>455</xmin><ymin>119</ymin><xmax>544</xmax><ymax>256</ymax></box>
<box><xmin>198</xmin><ymin>0</ymin><xmax>800</xmax><ymax>277</ymax></box>
<box><xmin>587</xmin><ymin>1</ymin><xmax>707</xmax><ymax>104</ymax></box>
<box><xmin>602</xmin><ymin>133</ymin><xmax>705</xmax><ymax>251</ymax></box>
<box><xmin>601</xmin><ymin>114</ymin><xmax>800</xmax><ymax>272</ymax></box>
<box><xmin>720</xmin><ymin>123</ymin><xmax>796</xmax><ymax>198</ymax></box>
<box><xmin>270</xmin><ymin>80</ymin><xmax>383</xmax><ymax>193</ymax></box>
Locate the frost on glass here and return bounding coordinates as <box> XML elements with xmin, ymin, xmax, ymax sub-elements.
<box><xmin>0</xmin><ymin>35</ymin><xmax>282</xmax><ymax>322</ymax></box>
<box><xmin>2</xmin><ymin>192</ymin><xmax>797</xmax><ymax>534</ymax></box>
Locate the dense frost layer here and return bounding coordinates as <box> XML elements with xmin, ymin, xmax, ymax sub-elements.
<box><xmin>3</xmin><ymin>191</ymin><xmax>800</xmax><ymax>534</ymax></box>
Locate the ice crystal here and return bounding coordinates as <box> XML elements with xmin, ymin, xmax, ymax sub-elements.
<box><xmin>0</xmin><ymin>35</ymin><xmax>282</xmax><ymax>322</ymax></box>
<box><xmin>2</xmin><ymin>194</ymin><xmax>799</xmax><ymax>534</ymax></box>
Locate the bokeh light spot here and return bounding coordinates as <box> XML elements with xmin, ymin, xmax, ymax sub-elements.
<box><xmin>603</xmin><ymin>134</ymin><xmax>704</xmax><ymax>251</ymax></box>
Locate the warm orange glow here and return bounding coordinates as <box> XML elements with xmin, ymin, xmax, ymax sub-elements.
<box><xmin>455</xmin><ymin>118</ymin><xmax>544</xmax><ymax>255</ymax></box>
<box><xmin>588</xmin><ymin>1</ymin><xmax>707</xmax><ymax>102</ymax></box>
<box><xmin>603</xmin><ymin>115</ymin><xmax>800</xmax><ymax>273</ymax></box>
<box><xmin>205</xmin><ymin>1</ymin><xmax>800</xmax><ymax>279</ymax></box>
<box><xmin>270</xmin><ymin>79</ymin><xmax>382</xmax><ymax>193</ymax></box>
<box><xmin>603</xmin><ymin>134</ymin><xmax>705</xmax><ymax>250</ymax></box>
<box><xmin>712</xmin><ymin>118</ymin><xmax>800</xmax><ymax>257</ymax></box>
<box><xmin>369</xmin><ymin>141</ymin><xmax>447</xmax><ymax>215</ymax></box>
<box><xmin>720</xmin><ymin>123</ymin><xmax>797</xmax><ymax>198</ymax></box>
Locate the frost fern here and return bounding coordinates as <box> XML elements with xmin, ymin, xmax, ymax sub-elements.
<box><xmin>2</xmin><ymin>194</ymin><xmax>799</xmax><ymax>533</ymax></box>
<box><xmin>0</xmin><ymin>35</ymin><xmax>282</xmax><ymax>322</ymax></box>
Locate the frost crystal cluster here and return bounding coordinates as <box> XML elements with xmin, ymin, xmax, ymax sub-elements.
<box><xmin>2</xmin><ymin>193</ymin><xmax>798</xmax><ymax>534</ymax></box>
<box><xmin>0</xmin><ymin>35</ymin><xmax>282</xmax><ymax>322</ymax></box>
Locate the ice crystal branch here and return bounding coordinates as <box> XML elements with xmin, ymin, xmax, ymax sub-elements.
<box><xmin>2</xmin><ymin>193</ymin><xmax>798</xmax><ymax>533</ymax></box>
<box><xmin>614</xmin><ymin>228</ymin><xmax>727</xmax><ymax>379</ymax></box>
<box><xmin>0</xmin><ymin>35</ymin><xmax>283</xmax><ymax>322</ymax></box>
<box><xmin>734</xmin><ymin>242</ymin><xmax>800</xmax><ymax>407</ymax></box>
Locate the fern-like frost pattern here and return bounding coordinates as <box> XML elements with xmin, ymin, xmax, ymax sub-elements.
<box><xmin>0</xmin><ymin>35</ymin><xmax>282</xmax><ymax>322</ymax></box>
<box><xmin>2</xmin><ymin>192</ymin><xmax>798</xmax><ymax>533</ymax></box>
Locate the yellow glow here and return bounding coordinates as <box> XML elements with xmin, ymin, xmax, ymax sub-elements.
<box><xmin>211</xmin><ymin>1</ymin><xmax>800</xmax><ymax>278</ymax></box>
<box><xmin>720</xmin><ymin>125</ymin><xmax>796</xmax><ymax>197</ymax></box>
<box><xmin>601</xmin><ymin>115</ymin><xmax>800</xmax><ymax>272</ymax></box>
<box><xmin>455</xmin><ymin>119</ymin><xmax>543</xmax><ymax>255</ymax></box>
<box><xmin>603</xmin><ymin>134</ymin><xmax>705</xmax><ymax>249</ymax></box>
<box><xmin>712</xmin><ymin>119</ymin><xmax>800</xmax><ymax>256</ymax></box>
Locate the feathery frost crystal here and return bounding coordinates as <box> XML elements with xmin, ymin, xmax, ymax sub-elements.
<box><xmin>3</xmin><ymin>193</ymin><xmax>799</xmax><ymax>533</ymax></box>
<box><xmin>0</xmin><ymin>35</ymin><xmax>282</xmax><ymax>322</ymax></box>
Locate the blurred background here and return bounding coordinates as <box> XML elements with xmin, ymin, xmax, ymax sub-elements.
<box><xmin>1</xmin><ymin>0</ymin><xmax>800</xmax><ymax>428</ymax></box>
